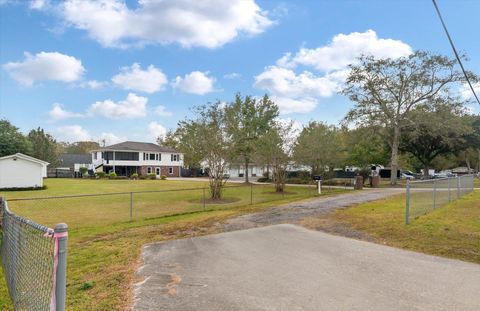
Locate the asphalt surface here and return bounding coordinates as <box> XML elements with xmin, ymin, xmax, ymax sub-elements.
<box><xmin>134</xmin><ymin>224</ymin><xmax>480</xmax><ymax>311</ymax></box>
<box><xmin>225</xmin><ymin>188</ymin><xmax>403</xmax><ymax>231</ymax></box>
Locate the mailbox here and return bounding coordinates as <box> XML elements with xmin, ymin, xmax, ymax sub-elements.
<box><xmin>312</xmin><ymin>175</ymin><xmax>322</xmax><ymax>181</ymax></box>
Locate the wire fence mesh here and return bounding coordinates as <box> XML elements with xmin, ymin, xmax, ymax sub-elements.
<box><xmin>4</xmin><ymin>183</ymin><xmax>339</xmax><ymax>230</ymax></box>
<box><xmin>406</xmin><ymin>175</ymin><xmax>475</xmax><ymax>224</ymax></box>
<box><xmin>1</xmin><ymin>197</ymin><xmax>67</xmax><ymax>311</ymax></box>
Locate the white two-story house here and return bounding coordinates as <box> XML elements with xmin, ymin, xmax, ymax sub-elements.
<box><xmin>91</xmin><ymin>141</ymin><xmax>184</xmax><ymax>177</ymax></box>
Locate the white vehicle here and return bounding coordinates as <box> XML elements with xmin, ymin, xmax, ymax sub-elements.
<box><xmin>401</xmin><ymin>172</ymin><xmax>415</xmax><ymax>180</ymax></box>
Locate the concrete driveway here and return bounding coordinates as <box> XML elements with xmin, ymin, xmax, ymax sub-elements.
<box><xmin>134</xmin><ymin>224</ymin><xmax>480</xmax><ymax>311</ymax></box>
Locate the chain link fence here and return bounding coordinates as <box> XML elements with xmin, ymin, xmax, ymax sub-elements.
<box><xmin>406</xmin><ymin>175</ymin><xmax>475</xmax><ymax>224</ymax></box>
<box><xmin>0</xmin><ymin>197</ymin><xmax>68</xmax><ymax>311</ymax></box>
<box><xmin>4</xmin><ymin>183</ymin><xmax>337</xmax><ymax>230</ymax></box>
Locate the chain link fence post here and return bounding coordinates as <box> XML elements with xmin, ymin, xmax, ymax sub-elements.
<box><xmin>54</xmin><ymin>223</ymin><xmax>68</xmax><ymax>311</ymax></box>
<box><xmin>203</xmin><ymin>188</ymin><xmax>206</xmax><ymax>211</ymax></box>
<box><xmin>457</xmin><ymin>176</ymin><xmax>460</xmax><ymax>199</ymax></box>
<box><xmin>130</xmin><ymin>192</ymin><xmax>133</xmax><ymax>222</ymax></box>
<box><xmin>448</xmin><ymin>177</ymin><xmax>451</xmax><ymax>202</ymax></box>
<box><xmin>405</xmin><ymin>179</ymin><xmax>410</xmax><ymax>224</ymax></box>
<box><xmin>250</xmin><ymin>183</ymin><xmax>253</xmax><ymax>205</ymax></box>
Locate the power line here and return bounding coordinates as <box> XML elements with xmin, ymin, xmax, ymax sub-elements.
<box><xmin>432</xmin><ymin>0</ymin><xmax>480</xmax><ymax>105</ymax></box>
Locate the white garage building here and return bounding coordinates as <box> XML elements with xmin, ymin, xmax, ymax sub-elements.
<box><xmin>0</xmin><ymin>153</ymin><xmax>49</xmax><ymax>189</ymax></box>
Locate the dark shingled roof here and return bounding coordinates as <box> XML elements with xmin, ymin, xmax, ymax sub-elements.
<box><xmin>58</xmin><ymin>153</ymin><xmax>92</xmax><ymax>167</ymax></box>
<box><xmin>95</xmin><ymin>141</ymin><xmax>179</xmax><ymax>153</ymax></box>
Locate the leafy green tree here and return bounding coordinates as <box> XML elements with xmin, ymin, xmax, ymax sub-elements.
<box><xmin>254</xmin><ymin>121</ymin><xmax>292</xmax><ymax>192</ymax></box>
<box><xmin>0</xmin><ymin>119</ymin><xmax>32</xmax><ymax>157</ymax></box>
<box><xmin>460</xmin><ymin>115</ymin><xmax>480</xmax><ymax>172</ymax></box>
<box><xmin>293</xmin><ymin>122</ymin><xmax>344</xmax><ymax>175</ymax></box>
<box><xmin>64</xmin><ymin>141</ymin><xmax>100</xmax><ymax>154</ymax></box>
<box><xmin>27</xmin><ymin>127</ymin><xmax>60</xmax><ymax>166</ymax></box>
<box><xmin>342</xmin><ymin>51</ymin><xmax>473</xmax><ymax>184</ymax></box>
<box><xmin>344</xmin><ymin>125</ymin><xmax>389</xmax><ymax>168</ymax></box>
<box><xmin>225</xmin><ymin>94</ymin><xmax>279</xmax><ymax>183</ymax></box>
<box><xmin>175</xmin><ymin>102</ymin><xmax>232</xmax><ymax>200</ymax></box>
<box><xmin>399</xmin><ymin>103</ymin><xmax>471</xmax><ymax>176</ymax></box>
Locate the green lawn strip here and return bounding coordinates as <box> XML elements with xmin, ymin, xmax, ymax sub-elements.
<box><xmin>328</xmin><ymin>190</ymin><xmax>480</xmax><ymax>264</ymax></box>
<box><xmin>0</xmin><ymin>179</ymin><xmax>350</xmax><ymax>310</ymax></box>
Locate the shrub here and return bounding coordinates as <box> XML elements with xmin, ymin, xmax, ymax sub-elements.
<box><xmin>139</xmin><ymin>175</ymin><xmax>147</xmax><ymax>180</ymax></box>
<box><xmin>257</xmin><ymin>177</ymin><xmax>272</xmax><ymax>183</ymax></box>
<box><xmin>147</xmin><ymin>173</ymin><xmax>157</xmax><ymax>180</ymax></box>
<box><xmin>130</xmin><ymin>173</ymin><xmax>139</xmax><ymax>180</ymax></box>
<box><xmin>95</xmin><ymin>172</ymin><xmax>106</xmax><ymax>179</ymax></box>
<box><xmin>115</xmin><ymin>176</ymin><xmax>128</xmax><ymax>180</ymax></box>
<box><xmin>160</xmin><ymin>175</ymin><xmax>167</xmax><ymax>180</ymax></box>
<box><xmin>79</xmin><ymin>167</ymin><xmax>88</xmax><ymax>177</ymax></box>
<box><xmin>108</xmin><ymin>172</ymin><xmax>117</xmax><ymax>179</ymax></box>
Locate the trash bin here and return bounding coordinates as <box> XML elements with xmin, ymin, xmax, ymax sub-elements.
<box><xmin>371</xmin><ymin>175</ymin><xmax>380</xmax><ymax>188</ymax></box>
<box><xmin>355</xmin><ymin>176</ymin><xmax>363</xmax><ymax>190</ymax></box>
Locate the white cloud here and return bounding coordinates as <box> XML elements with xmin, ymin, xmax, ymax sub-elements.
<box><xmin>278</xmin><ymin>29</ymin><xmax>412</xmax><ymax>71</ymax></box>
<box><xmin>57</xmin><ymin>125</ymin><xmax>91</xmax><ymax>142</ymax></box>
<box><xmin>29</xmin><ymin>0</ymin><xmax>48</xmax><ymax>10</ymax></box>
<box><xmin>254</xmin><ymin>30</ymin><xmax>412</xmax><ymax>114</ymax></box>
<box><xmin>154</xmin><ymin>105</ymin><xmax>173</xmax><ymax>117</ymax></box>
<box><xmin>112</xmin><ymin>63</ymin><xmax>167</xmax><ymax>93</ymax></box>
<box><xmin>3</xmin><ymin>51</ymin><xmax>85</xmax><ymax>86</ymax></box>
<box><xmin>79</xmin><ymin>80</ymin><xmax>108</xmax><ymax>89</ymax></box>
<box><xmin>59</xmin><ymin>0</ymin><xmax>273</xmax><ymax>49</ymax></box>
<box><xmin>98</xmin><ymin>132</ymin><xmax>124</xmax><ymax>145</ymax></box>
<box><xmin>224</xmin><ymin>72</ymin><xmax>241</xmax><ymax>79</ymax></box>
<box><xmin>49</xmin><ymin>103</ymin><xmax>83</xmax><ymax>121</ymax></box>
<box><xmin>147</xmin><ymin>121</ymin><xmax>167</xmax><ymax>141</ymax></box>
<box><xmin>89</xmin><ymin>93</ymin><xmax>148</xmax><ymax>119</ymax></box>
<box><xmin>271</xmin><ymin>96</ymin><xmax>318</xmax><ymax>114</ymax></box>
<box><xmin>460</xmin><ymin>82</ymin><xmax>480</xmax><ymax>100</ymax></box>
<box><xmin>254</xmin><ymin>66</ymin><xmax>342</xmax><ymax>98</ymax></box>
<box><xmin>172</xmin><ymin>71</ymin><xmax>216</xmax><ymax>95</ymax></box>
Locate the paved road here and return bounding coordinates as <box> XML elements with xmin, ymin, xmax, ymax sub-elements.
<box><xmin>134</xmin><ymin>224</ymin><xmax>480</xmax><ymax>311</ymax></box>
<box><xmin>225</xmin><ymin>188</ymin><xmax>403</xmax><ymax>231</ymax></box>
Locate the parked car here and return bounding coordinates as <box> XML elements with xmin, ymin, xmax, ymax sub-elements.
<box><xmin>401</xmin><ymin>172</ymin><xmax>415</xmax><ymax>180</ymax></box>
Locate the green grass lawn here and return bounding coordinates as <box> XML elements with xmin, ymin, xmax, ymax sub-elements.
<box><xmin>2</xmin><ymin>179</ymin><xmax>322</xmax><ymax>229</ymax></box>
<box><xmin>321</xmin><ymin>190</ymin><xmax>480</xmax><ymax>264</ymax></box>
<box><xmin>474</xmin><ymin>176</ymin><xmax>480</xmax><ymax>188</ymax></box>
<box><xmin>0</xmin><ymin>178</ymin><xmax>346</xmax><ymax>310</ymax></box>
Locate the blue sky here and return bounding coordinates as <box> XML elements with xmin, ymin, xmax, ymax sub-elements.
<box><xmin>1</xmin><ymin>0</ymin><xmax>479</xmax><ymax>144</ymax></box>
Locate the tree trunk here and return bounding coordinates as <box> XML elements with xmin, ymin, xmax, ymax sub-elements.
<box><xmin>244</xmin><ymin>159</ymin><xmax>249</xmax><ymax>183</ymax></box>
<box><xmin>423</xmin><ymin>164</ymin><xmax>430</xmax><ymax>178</ymax></box>
<box><xmin>266</xmin><ymin>164</ymin><xmax>270</xmax><ymax>179</ymax></box>
<box><xmin>390</xmin><ymin>126</ymin><xmax>400</xmax><ymax>185</ymax></box>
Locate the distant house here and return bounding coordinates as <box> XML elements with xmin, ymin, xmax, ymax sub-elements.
<box><xmin>0</xmin><ymin>153</ymin><xmax>49</xmax><ymax>188</ymax></box>
<box><xmin>55</xmin><ymin>153</ymin><xmax>92</xmax><ymax>177</ymax></box>
<box><xmin>91</xmin><ymin>141</ymin><xmax>183</xmax><ymax>177</ymax></box>
<box><xmin>451</xmin><ymin>167</ymin><xmax>475</xmax><ymax>175</ymax></box>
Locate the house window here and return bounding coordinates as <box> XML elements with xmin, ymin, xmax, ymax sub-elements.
<box><xmin>171</xmin><ymin>154</ymin><xmax>179</xmax><ymax>161</ymax></box>
<box><xmin>168</xmin><ymin>167</ymin><xmax>173</xmax><ymax>174</ymax></box>
<box><xmin>115</xmin><ymin>152</ymin><xmax>139</xmax><ymax>161</ymax></box>
<box><xmin>155</xmin><ymin>154</ymin><xmax>159</xmax><ymax>161</ymax></box>
<box><xmin>159</xmin><ymin>153</ymin><xmax>161</xmax><ymax>161</ymax></box>
<box><xmin>147</xmin><ymin>167</ymin><xmax>152</xmax><ymax>174</ymax></box>
<box><xmin>149</xmin><ymin>153</ymin><xmax>155</xmax><ymax>160</ymax></box>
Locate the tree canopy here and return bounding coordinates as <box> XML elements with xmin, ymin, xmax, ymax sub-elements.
<box><xmin>342</xmin><ymin>51</ymin><xmax>473</xmax><ymax>184</ymax></box>
<box><xmin>0</xmin><ymin>119</ymin><xmax>32</xmax><ymax>157</ymax></box>
<box><xmin>225</xmin><ymin>94</ymin><xmax>279</xmax><ymax>183</ymax></box>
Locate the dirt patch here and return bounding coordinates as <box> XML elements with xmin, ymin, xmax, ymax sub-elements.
<box><xmin>300</xmin><ymin>216</ymin><xmax>375</xmax><ymax>242</ymax></box>
<box><xmin>187</xmin><ymin>197</ymin><xmax>241</xmax><ymax>204</ymax></box>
